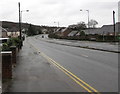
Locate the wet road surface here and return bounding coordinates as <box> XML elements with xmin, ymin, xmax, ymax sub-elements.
<box><xmin>8</xmin><ymin>39</ymin><xmax>87</xmax><ymax>92</ymax></box>
<box><xmin>8</xmin><ymin>36</ymin><xmax>118</xmax><ymax>93</ymax></box>
<box><xmin>27</xmin><ymin>36</ymin><xmax>118</xmax><ymax>92</ymax></box>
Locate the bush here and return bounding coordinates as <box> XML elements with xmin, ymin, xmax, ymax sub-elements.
<box><xmin>27</xmin><ymin>24</ymin><xmax>37</xmax><ymax>36</ymax></box>
<box><xmin>48</xmin><ymin>33</ymin><xmax>60</xmax><ymax>39</ymax></box>
<box><xmin>2</xmin><ymin>37</ymin><xmax>21</xmax><ymax>51</ymax></box>
<box><xmin>7</xmin><ymin>37</ymin><xmax>21</xmax><ymax>47</ymax></box>
<box><xmin>2</xmin><ymin>43</ymin><xmax>10</xmax><ymax>51</ymax></box>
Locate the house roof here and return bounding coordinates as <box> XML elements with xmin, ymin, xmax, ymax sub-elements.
<box><xmin>68</xmin><ymin>30</ymin><xmax>78</xmax><ymax>36</ymax></box>
<box><xmin>8</xmin><ymin>27</ymin><xmax>19</xmax><ymax>32</ymax></box>
<box><xmin>115</xmin><ymin>22</ymin><xmax>120</xmax><ymax>32</ymax></box>
<box><xmin>61</xmin><ymin>27</ymin><xmax>68</xmax><ymax>32</ymax></box>
<box><xmin>100</xmin><ymin>23</ymin><xmax>119</xmax><ymax>34</ymax></box>
<box><xmin>84</xmin><ymin>23</ymin><xmax>120</xmax><ymax>35</ymax></box>
<box><xmin>76</xmin><ymin>32</ymin><xmax>80</xmax><ymax>36</ymax></box>
<box><xmin>0</xmin><ymin>26</ymin><xmax>8</xmax><ymax>32</ymax></box>
<box><xmin>54</xmin><ymin>27</ymin><xmax>65</xmax><ymax>33</ymax></box>
<box><xmin>84</xmin><ymin>28</ymin><xmax>101</xmax><ymax>35</ymax></box>
<box><xmin>101</xmin><ymin>25</ymin><xmax>113</xmax><ymax>33</ymax></box>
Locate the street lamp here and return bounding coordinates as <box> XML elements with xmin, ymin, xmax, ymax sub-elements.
<box><xmin>80</xmin><ymin>9</ymin><xmax>90</xmax><ymax>28</ymax></box>
<box><xmin>54</xmin><ymin>21</ymin><xmax>59</xmax><ymax>27</ymax></box>
<box><xmin>21</xmin><ymin>10</ymin><xmax>29</xmax><ymax>23</ymax></box>
<box><xmin>21</xmin><ymin>10</ymin><xmax>29</xmax><ymax>39</ymax></box>
<box><xmin>18</xmin><ymin>2</ymin><xmax>29</xmax><ymax>49</ymax></box>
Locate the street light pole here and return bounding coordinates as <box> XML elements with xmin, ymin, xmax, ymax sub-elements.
<box><xmin>54</xmin><ymin>21</ymin><xmax>59</xmax><ymax>27</ymax></box>
<box><xmin>80</xmin><ymin>9</ymin><xmax>90</xmax><ymax>28</ymax></box>
<box><xmin>86</xmin><ymin>10</ymin><xmax>89</xmax><ymax>28</ymax></box>
<box><xmin>21</xmin><ymin>10</ymin><xmax>29</xmax><ymax>23</ymax></box>
<box><xmin>58</xmin><ymin>22</ymin><xmax>59</xmax><ymax>27</ymax></box>
<box><xmin>20</xmin><ymin>10</ymin><xmax>29</xmax><ymax>39</ymax></box>
<box><xmin>113</xmin><ymin>11</ymin><xmax>116</xmax><ymax>42</ymax></box>
<box><xmin>18</xmin><ymin>2</ymin><xmax>29</xmax><ymax>49</ymax></box>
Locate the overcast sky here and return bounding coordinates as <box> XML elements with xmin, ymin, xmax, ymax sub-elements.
<box><xmin>0</xmin><ymin>0</ymin><xmax>119</xmax><ymax>27</ymax></box>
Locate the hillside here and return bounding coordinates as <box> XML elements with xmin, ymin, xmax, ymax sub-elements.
<box><xmin>2</xmin><ymin>21</ymin><xmax>60</xmax><ymax>33</ymax></box>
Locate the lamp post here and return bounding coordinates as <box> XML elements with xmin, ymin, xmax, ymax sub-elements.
<box><xmin>80</xmin><ymin>9</ymin><xmax>90</xmax><ymax>28</ymax></box>
<box><xmin>54</xmin><ymin>21</ymin><xmax>59</xmax><ymax>27</ymax></box>
<box><xmin>18</xmin><ymin>2</ymin><xmax>29</xmax><ymax>49</ymax></box>
<box><xmin>86</xmin><ymin>10</ymin><xmax>89</xmax><ymax>28</ymax></box>
<box><xmin>21</xmin><ymin>10</ymin><xmax>29</xmax><ymax>39</ymax></box>
<box><xmin>21</xmin><ymin>10</ymin><xmax>29</xmax><ymax>23</ymax></box>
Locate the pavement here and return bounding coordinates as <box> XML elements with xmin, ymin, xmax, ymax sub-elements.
<box><xmin>6</xmin><ymin>39</ymin><xmax>87</xmax><ymax>92</ymax></box>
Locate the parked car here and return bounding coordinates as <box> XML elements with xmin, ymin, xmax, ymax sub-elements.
<box><xmin>0</xmin><ymin>38</ymin><xmax>9</xmax><ymax>43</ymax></box>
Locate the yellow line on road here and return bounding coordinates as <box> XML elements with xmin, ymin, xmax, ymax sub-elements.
<box><xmin>28</xmin><ymin>42</ymin><xmax>101</xmax><ymax>94</ymax></box>
<box><xmin>41</xmin><ymin>53</ymin><xmax>93</xmax><ymax>93</ymax></box>
<box><xmin>41</xmin><ymin>53</ymin><xmax>100</xmax><ymax>94</ymax></box>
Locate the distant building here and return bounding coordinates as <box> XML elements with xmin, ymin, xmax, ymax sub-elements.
<box><xmin>68</xmin><ymin>31</ymin><xmax>78</xmax><ymax>37</ymax></box>
<box><xmin>1</xmin><ymin>26</ymin><xmax>8</xmax><ymax>38</ymax></box>
<box><xmin>41</xmin><ymin>28</ymin><xmax>47</xmax><ymax>34</ymax></box>
<box><xmin>7</xmin><ymin>27</ymin><xmax>20</xmax><ymax>37</ymax></box>
<box><xmin>54</xmin><ymin>27</ymin><xmax>72</xmax><ymax>37</ymax></box>
<box><xmin>61</xmin><ymin>27</ymin><xmax>72</xmax><ymax>37</ymax></box>
<box><xmin>84</xmin><ymin>22</ymin><xmax>120</xmax><ymax>36</ymax></box>
<box><xmin>54</xmin><ymin>27</ymin><xmax>65</xmax><ymax>37</ymax></box>
<box><xmin>83</xmin><ymin>28</ymin><xmax>101</xmax><ymax>35</ymax></box>
<box><xmin>76</xmin><ymin>32</ymin><xmax>81</xmax><ymax>36</ymax></box>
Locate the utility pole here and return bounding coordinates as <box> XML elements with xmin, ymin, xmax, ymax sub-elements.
<box><xmin>18</xmin><ymin>2</ymin><xmax>22</xmax><ymax>49</ymax></box>
<box><xmin>54</xmin><ymin>21</ymin><xmax>59</xmax><ymax>27</ymax></box>
<box><xmin>18</xmin><ymin>2</ymin><xmax>21</xmax><ymax>40</ymax></box>
<box><xmin>113</xmin><ymin>11</ymin><xmax>116</xmax><ymax>42</ymax></box>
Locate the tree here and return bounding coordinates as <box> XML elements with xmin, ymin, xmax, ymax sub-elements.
<box><xmin>89</xmin><ymin>19</ymin><xmax>98</xmax><ymax>28</ymax></box>
<box><xmin>77</xmin><ymin>21</ymin><xmax>87</xmax><ymax>30</ymax></box>
<box><xmin>27</xmin><ymin>24</ymin><xmax>36</xmax><ymax>36</ymax></box>
<box><xmin>80</xmin><ymin>31</ymin><xmax>85</xmax><ymax>36</ymax></box>
<box><xmin>68</xmin><ymin>21</ymin><xmax>87</xmax><ymax>31</ymax></box>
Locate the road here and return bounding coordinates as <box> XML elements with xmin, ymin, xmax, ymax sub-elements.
<box><xmin>36</xmin><ymin>34</ymin><xmax>119</xmax><ymax>52</ymax></box>
<box><xmin>27</xmin><ymin>35</ymin><xmax>118</xmax><ymax>92</ymax></box>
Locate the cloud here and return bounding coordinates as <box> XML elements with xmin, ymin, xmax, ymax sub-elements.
<box><xmin>118</xmin><ymin>1</ymin><xmax>120</xmax><ymax>22</ymax></box>
<box><xmin>0</xmin><ymin>0</ymin><xmax>119</xmax><ymax>27</ymax></box>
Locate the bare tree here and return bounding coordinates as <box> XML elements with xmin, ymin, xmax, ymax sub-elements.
<box><xmin>89</xmin><ymin>19</ymin><xmax>98</xmax><ymax>28</ymax></box>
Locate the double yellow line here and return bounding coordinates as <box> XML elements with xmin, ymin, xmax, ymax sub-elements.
<box><xmin>29</xmin><ymin>42</ymin><xmax>101</xmax><ymax>94</ymax></box>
